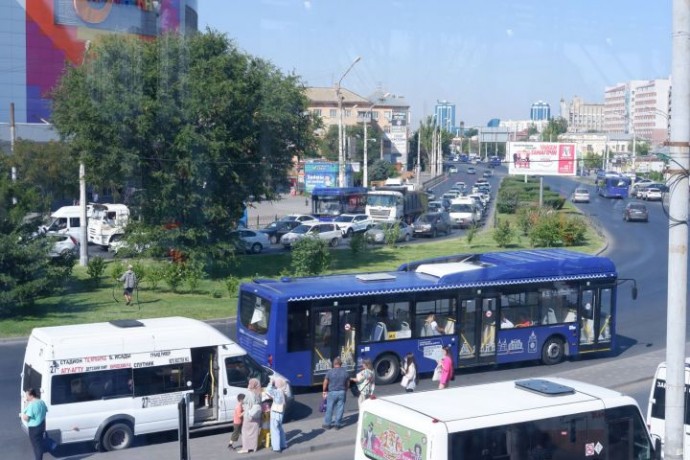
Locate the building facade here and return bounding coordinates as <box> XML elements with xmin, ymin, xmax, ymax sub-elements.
<box><xmin>562</xmin><ymin>96</ymin><xmax>605</xmax><ymax>133</ymax></box>
<box><xmin>530</xmin><ymin>101</ymin><xmax>551</xmax><ymax>121</ymax></box>
<box><xmin>604</xmin><ymin>79</ymin><xmax>670</xmax><ymax>147</ymax></box>
<box><xmin>0</xmin><ymin>0</ymin><xmax>198</xmax><ymax>124</ymax></box>
<box><xmin>305</xmin><ymin>87</ymin><xmax>411</xmax><ymax>169</ymax></box>
<box><xmin>434</xmin><ymin>100</ymin><xmax>456</xmax><ymax>133</ymax></box>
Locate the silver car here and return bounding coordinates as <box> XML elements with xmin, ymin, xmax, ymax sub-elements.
<box><xmin>364</xmin><ymin>221</ymin><xmax>413</xmax><ymax>244</ymax></box>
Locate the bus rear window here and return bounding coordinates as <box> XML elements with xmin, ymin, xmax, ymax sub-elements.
<box><xmin>239</xmin><ymin>291</ymin><xmax>271</xmax><ymax>335</ymax></box>
<box><xmin>22</xmin><ymin>363</ymin><xmax>42</xmax><ymax>392</ymax></box>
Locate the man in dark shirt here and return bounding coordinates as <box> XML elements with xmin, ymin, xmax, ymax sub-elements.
<box><xmin>322</xmin><ymin>356</ymin><xmax>350</xmax><ymax>429</ymax></box>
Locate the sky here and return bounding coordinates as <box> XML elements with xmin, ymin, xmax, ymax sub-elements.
<box><xmin>198</xmin><ymin>0</ymin><xmax>671</xmax><ymax>127</ymax></box>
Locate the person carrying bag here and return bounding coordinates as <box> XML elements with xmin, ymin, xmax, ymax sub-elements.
<box><xmin>400</xmin><ymin>352</ymin><xmax>417</xmax><ymax>392</ymax></box>
<box><xmin>351</xmin><ymin>358</ymin><xmax>375</xmax><ymax>408</ymax></box>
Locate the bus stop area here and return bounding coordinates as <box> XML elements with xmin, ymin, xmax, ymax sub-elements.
<box><xmin>94</xmin><ymin>344</ymin><xmax>683</xmax><ymax>459</ymax></box>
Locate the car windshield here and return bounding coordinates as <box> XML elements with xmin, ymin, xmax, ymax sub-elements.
<box><xmin>630</xmin><ymin>204</ymin><xmax>646</xmax><ymax>210</ymax></box>
<box><xmin>334</xmin><ymin>215</ymin><xmax>355</xmax><ymax>223</ymax></box>
<box><xmin>291</xmin><ymin>225</ymin><xmax>311</xmax><ymax>234</ymax></box>
<box><xmin>575</xmin><ymin>189</ymin><xmax>588</xmax><ymax>194</ymax></box>
<box><xmin>416</xmin><ymin>214</ymin><xmax>436</xmax><ymax>224</ymax></box>
<box><xmin>450</xmin><ymin>204</ymin><xmax>474</xmax><ymax>212</ymax></box>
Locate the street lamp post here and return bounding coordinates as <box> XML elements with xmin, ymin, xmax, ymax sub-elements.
<box><xmin>336</xmin><ymin>57</ymin><xmax>361</xmax><ymax>187</ymax></box>
<box><xmin>362</xmin><ymin>104</ymin><xmax>375</xmax><ymax>188</ymax></box>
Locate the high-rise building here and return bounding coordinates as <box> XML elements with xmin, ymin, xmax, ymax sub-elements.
<box><xmin>434</xmin><ymin>100</ymin><xmax>456</xmax><ymax>133</ymax></box>
<box><xmin>563</xmin><ymin>96</ymin><xmax>605</xmax><ymax>133</ymax></box>
<box><xmin>530</xmin><ymin>101</ymin><xmax>551</xmax><ymax>121</ymax></box>
<box><xmin>604</xmin><ymin>79</ymin><xmax>670</xmax><ymax>146</ymax></box>
<box><xmin>0</xmin><ymin>1</ymin><xmax>198</xmax><ymax>124</ymax></box>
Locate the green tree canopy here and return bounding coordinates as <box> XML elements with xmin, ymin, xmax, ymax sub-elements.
<box><xmin>50</xmin><ymin>31</ymin><xmax>316</xmax><ymax>254</ymax></box>
<box><xmin>541</xmin><ymin>117</ymin><xmax>568</xmax><ymax>142</ymax></box>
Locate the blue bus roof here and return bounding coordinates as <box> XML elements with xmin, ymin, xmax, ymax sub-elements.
<box><xmin>242</xmin><ymin>249</ymin><xmax>617</xmax><ymax>302</ymax></box>
<box><xmin>311</xmin><ymin>187</ymin><xmax>367</xmax><ymax>196</ymax></box>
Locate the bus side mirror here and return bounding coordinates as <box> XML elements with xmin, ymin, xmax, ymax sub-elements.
<box><xmin>632</xmin><ymin>286</ymin><xmax>638</xmax><ymax>300</ymax></box>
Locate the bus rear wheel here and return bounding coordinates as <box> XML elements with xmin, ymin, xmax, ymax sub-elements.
<box><xmin>541</xmin><ymin>337</ymin><xmax>565</xmax><ymax>365</ymax></box>
<box><xmin>101</xmin><ymin>422</ymin><xmax>133</xmax><ymax>451</ymax></box>
<box><xmin>373</xmin><ymin>353</ymin><xmax>400</xmax><ymax>385</ymax></box>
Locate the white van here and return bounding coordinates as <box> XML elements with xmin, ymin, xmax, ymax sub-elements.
<box><xmin>43</xmin><ymin>205</ymin><xmax>91</xmax><ymax>240</ymax></box>
<box><xmin>356</xmin><ymin>377</ymin><xmax>659</xmax><ymax>459</ymax></box>
<box><xmin>647</xmin><ymin>360</ymin><xmax>690</xmax><ymax>457</ymax></box>
<box><xmin>20</xmin><ymin>317</ymin><xmax>292</xmax><ymax>452</ymax></box>
<box><xmin>88</xmin><ymin>203</ymin><xmax>130</xmax><ymax>249</ymax></box>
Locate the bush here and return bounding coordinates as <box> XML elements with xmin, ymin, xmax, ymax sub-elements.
<box><xmin>163</xmin><ymin>262</ymin><xmax>184</xmax><ymax>292</ymax></box>
<box><xmin>493</xmin><ymin>220</ymin><xmax>514</xmax><ymax>247</ymax></box>
<box><xmin>384</xmin><ymin>224</ymin><xmax>401</xmax><ymax>247</ymax></box>
<box><xmin>529</xmin><ymin>213</ymin><xmax>562</xmax><ymax>247</ymax></box>
<box><xmin>466</xmin><ymin>225</ymin><xmax>478</xmax><ymax>244</ymax></box>
<box><xmin>184</xmin><ymin>261</ymin><xmax>205</xmax><ymax>293</ymax></box>
<box><xmin>290</xmin><ymin>238</ymin><xmax>331</xmax><ymax>276</ymax></box>
<box><xmin>516</xmin><ymin>206</ymin><xmax>545</xmax><ymax>236</ymax></box>
<box><xmin>225</xmin><ymin>276</ymin><xmax>240</xmax><ymax>297</ymax></box>
<box><xmin>110</xmin><ymin>261</ymin><xmax>125</xmax><ymax>282</ymax></box>
<box><xmin>86</xmin><ymin>256</ymin><xmax>106</xmax><ymax>285</ymax></box>
<box><xmin>147</xmin><ymin>262</ymin><xmax>165</xmax><ymax>290</ymax></box>
<box><xmin>349</xmin><ymin>233</ymin><xmax>367</xmax><ymax>254</ymax></box>
<box><xmin>559</xmin><ymin>215</ymin><xmax>587</xmax><ymax>246</ymax></box>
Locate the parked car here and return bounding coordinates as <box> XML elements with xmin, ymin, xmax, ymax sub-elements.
<box><xmin>333</xmin><ymin>213</ymin><xmax>373</xmax><ymax>237</ymax></box>
<box><xmin>412</xmin><ymin>212</ymin><xmax>452</xmax><ymax>238</ymax></box>
<box><xmin>636</xmin><ymin>183</ymin><xmax>667</xmax><ymax>200</ymax></box>
<box><xmin>280</xmin><ymin>214</ymin><xmax>318</xmax><ymax>223</ymax></box>
<box><xmin>259</xmin><ymin>220</ymin><xmax>301</xmax><ymax>245</ymax></box>
<box><xmin>571</xmin><ymin>187</ymin><xmax>591</xmax><ymax>203</ymax></box>
<box><xmin>47</xmin><ymin>232</ymin><xmax>80</xmax><ymax>258</ymax></box>
<box><xmin>365</xmin><ymin>221</ymin><xmax>413</xmax><ymax>244</ymax></box>
<box><xmin>467</xmin><ymin>166</ymin><xmax>476</xmax><ymax>174</ymax></box>
<box><xmin>644</xmin><ymin>187</ymin><xmax>663</xmax><ymax>201</ymax></box>
<box><xmin>280</xmin><ymin>222</ymin><xmax>341</xmax><ymax>248</ymax></box>
<box><xmin>229</xmin><ymin>229</ymin><xmax>271</xmax><ymax>254</ymax></box>
<box><xmin>624</xmin><ymin>202</ymin><xmax>649</xmax><ymax>222</ymax></box>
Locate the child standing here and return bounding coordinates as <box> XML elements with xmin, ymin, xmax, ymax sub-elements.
<box><xmin>228</xmin><ymin>393</ymin><xmax>245</xmax><ymax>449</ymax></box>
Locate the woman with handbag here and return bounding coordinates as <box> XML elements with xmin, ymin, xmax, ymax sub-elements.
<box><xmin>438</xmin><ymin>345</ymin><xmax>454</xmax><ymax>389</ymax></box>
<box><xmin>238</xmin><ymin>378</ymin><xmax>262</xmax><ymax>454</ymax></box>
<box><xmin>351</xmin><ymin>359</ymin><xmax>375</xmax><ymax>407</ymax></box>
<box><xmin>265</xmin><ymin>377</ymin><xmax>288</xmax><ymax>453</ymax></box>
<box><xmin>400</xmin><ymin>352</ymin><xmax>417</xmax><ymax>392</ymax></box>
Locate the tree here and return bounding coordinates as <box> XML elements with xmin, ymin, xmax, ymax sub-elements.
<box><xmin>0</xmin><ymin>156</ymin><xmax>74</xmax><ymax>314</ymax></box>
<box><xmin>50</xmin><ymin>31</ymin><xmax>316</xmax><ymax>258</ymax></box>
<box><xmin>369</xmin><ymin>160</ymin><xmax>396</xmax><ymax>182</ymax></box>
<box><xmin>541</xmin><ymin>117</ymin><xmax>568</xmax><ymax>142</ymax></box>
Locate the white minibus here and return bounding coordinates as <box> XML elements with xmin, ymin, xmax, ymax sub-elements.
<box><xmin>356</xmin><ymin>377</ymin><xmax>659</xmax><ymax>460</ymax></box>
<box><xmin>646</xmin><ymin>359</ymin><xmax>690</xmax><ymax>458</ymax></box>
<box><xmin>20</xmin><ymin>317</ymin><xmax>291</xmax><ymax>451</ymax></box>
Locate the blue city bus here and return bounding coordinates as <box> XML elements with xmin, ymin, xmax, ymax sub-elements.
<box><xmin>311</xmin><ymin>186</ymin><xmax>368</xmax><ymax>220</ymax></box>
<box><xmin>236</xmin><ymin>249</ymin><xmax>634</xmax><ymax>387</ymax></box>
<box><xmin>596</xmin><ymin>171</ymin><xmax>631</xmax><ymax>198</ymax></box>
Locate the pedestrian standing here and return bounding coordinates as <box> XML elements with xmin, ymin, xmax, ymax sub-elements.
<box><xmin>119</xmin><ymin>264</ymin><xmax>137</xmax><ymax>305</ymax></box>
<box><xmin>351</xmin><ymin>359</ymin><xmax>375</xmax><ymax>407</ymax></box>
<box><xmin>438</xmin><ymin>345</ymin><xmax>454</xmax><ymax>389</ymax></box>
<box><xmin>238</xmin><ymin>378</ymin><xmax>262</xmax><ymax>454</ymax></box>
<box><xmin>400</xmin><ymin>352</ymin><xmax>417</xmax><ymax>392</ymax></box>
<box><xmin>322</xmin><ymin>356</ymin><xmax>350</xmax><ymax>430</ymax></box>
<box><xmin>265</xmin><ymin>377</ymin><xmax>288</xmax><ymax>453</ymax></box>
<box><xmin>228</xmin><ymin>393</ymin><xmax>244</xmax><ymax>449</ymax></box>
<box><xmin>21</xmin><ymin>388</ymin><xmax>48</xmax><ymax>460</ymax></box>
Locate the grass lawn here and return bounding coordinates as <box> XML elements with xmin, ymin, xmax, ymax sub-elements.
<box><xmin>0</xmin><ymin>203</ymin><xmax>604</xmax><ymax>338</ymax></box>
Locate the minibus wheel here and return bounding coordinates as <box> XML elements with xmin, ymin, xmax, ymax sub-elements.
<box><xmin>374</xmin><ymin>353</ymin><xmax>400</xmax><ymax>385</ymax></box>
<box><xmin>541</xmin><ymin>337</ymin><xmax>565</xmax><ymax>365</ymax></box>
<box><xmin>101</xmin><ymin>422</ymin><xmax>133</xmax><ymax>451</ymax></box>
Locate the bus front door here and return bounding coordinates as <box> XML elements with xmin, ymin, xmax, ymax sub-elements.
<box><xmin>579</xmin><ymin>287</ymin><xmax>614</xmax><ymax>352</ymax></box>
<box><xmin>458</xmin><ymin>297</ymin><xmax>498</xmax><ymax>366</ymax></box>
<box><xmin>311</xmin><ymin>305</ymin><xmax>358</xmax><ymax>383</ymax></box>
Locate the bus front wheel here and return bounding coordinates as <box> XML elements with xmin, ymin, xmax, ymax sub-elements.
<box><xmin>373</xmin><ymin>353</ymin><xmax>400</xmax><ymax>385</ymax></box>
<box><xmin>541</xmin><ymin>337</ymin><xmax>565</xmax><ymax>365</ymax></box>
<box><xmin>101</xmin><ymin>422</ymin><xmax>133</xmax><ymax>451</ymax></box>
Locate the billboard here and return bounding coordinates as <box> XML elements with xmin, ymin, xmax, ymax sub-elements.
<box><xmin>507</xmin><ymin>142</ymin><xmax>576</xmax><ymax>176</ymax></box>
<box><xmin>304</xmin><ymin>162</ymin><xmax>354</xmax><ymax>192</ymax></box>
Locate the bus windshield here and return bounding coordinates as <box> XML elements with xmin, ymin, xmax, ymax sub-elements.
<box><xmin>238</xmin><ymin>291</ymin><xmax>271</xmax><ymax>335</ymax></box>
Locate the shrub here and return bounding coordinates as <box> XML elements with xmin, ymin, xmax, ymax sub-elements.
<box><xmin>147</xmin><ymin>262</ymin><xmax>165</xmax><ymax>290</ymax></box>
<box><xmin>493</xmin><ymin>220</ymin><xmax>514</xmax><ymax>248</ymax></box>
<box><xmin>225</xmin><ymin>276</ymin><xmax>240</xmax><ymax>297</ymax></box>
<box><xmin>290</xmin><ymin>238</ymin><xmax>331</xmax><ymax>276</ymax></box>
<box><xmin>559</xmin><ymin>215</ymin><xmax>587</xmax><ymax>246</ymax></box>
<box><xmin>529</xmin><ymin>213</ymin><xmax>562</xmax><ymax>247</ymax></box>
<box><xmin>466</xmin><ymin>225</ymin><xmax>478</xmax><ymax>244</ymax></box>
<box><xmin>110</xmin><ymin>261</ymin><xmax>125</xmax><ymax>282</ymax></box>
<box><xmin>86</xmin><ymin>256</ymin><xmax>106</xmax><ymax>285</ymax></box>
<box><xmin>163</xmin><ymin>262</ymin><xmax>184</xmax><ymax>292</ymax></box>
<box><xmin>184</xmin><ymin>261</ymin><xmax>205</xmax><ymax>293</ymax></box>
<box><xmin>349</xmin><ymin>233</ymin><xmax>367</xmax><ymax>254</ymax></box>
<box><xmin>384</xmin><ymin>224</ymin><xmax>401</xmax><ymax>247</ymax></box>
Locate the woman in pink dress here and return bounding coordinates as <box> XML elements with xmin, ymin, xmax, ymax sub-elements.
<box><xmin>438</xmin><ymin>345</ymin><xmax>454</xmax><ymax>389</ymax></box>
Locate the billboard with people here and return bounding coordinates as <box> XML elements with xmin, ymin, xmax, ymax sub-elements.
<box><xmin>507</xmin><ymin>142</ymin><xmax>577</xmax><ymax>176</ymax></box>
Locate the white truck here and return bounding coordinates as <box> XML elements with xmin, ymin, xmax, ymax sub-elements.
<box><xmin>365</xmin><ymin>186</ymin><xmax>427</xmax><ymax>223</ymax></box>
<box><xmin>20</xmin><ymin>316</ymin><xmax>292</xmax><ymax>451</ymax></box>
<box><xmin>87</xmin><ymin>203</ymin><xmax>130</xmax><ymax>249</ymax></box>
<box><xmin>42</xmin><ymin>205</ymin><xmax>92</xmax><ymax>240</ymax></box>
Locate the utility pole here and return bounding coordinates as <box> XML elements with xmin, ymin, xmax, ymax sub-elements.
<box><xmin>416</xmin><ymin>121</ymin><xmax>421</xmax><ymax>188</ymax></box>
<box><xmin>664</xmin><ymin>2</ymin><xmax>690</xmax><ymax>459</ymax></box>
<box><xmin>79</xmin><ymin>40</ymin><xmax>91</xmax><ymax>267</ymax></box>
<box><xmin>10</xmin><ymin>103</ymin><xmax>16</xmax><ymax>205</ymax></box>
<box><xmin>336</xmin><ymin>57</ymin><xmax>361</xmax><ymax>188</ymax></box>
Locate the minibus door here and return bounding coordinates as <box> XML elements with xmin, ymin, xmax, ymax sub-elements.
<box><xmin>311</xmin><ymin>305</ymin><xmax>359</xmax><ymax>383</ymax></box>
<box><xmin>458</xmin><ymin>296</ymin><xmax>498</xmax><ymax>366</ymax></box>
